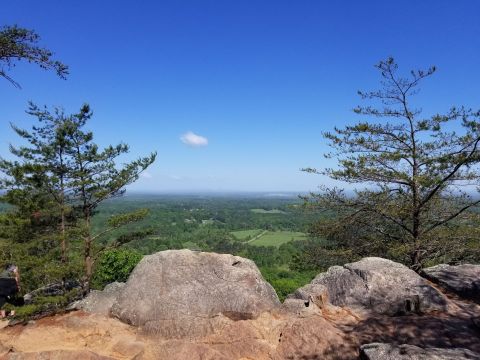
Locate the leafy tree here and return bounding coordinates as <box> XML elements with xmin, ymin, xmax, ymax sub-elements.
<box><xmin>304</xmin><ymin>58</ymin><xmax>480</xmax><ymax>270</ymax></box>
<box><xmin>0</xmin><ymin>25</ymin><xmax>68</xmax><ymax>88</ymax></box>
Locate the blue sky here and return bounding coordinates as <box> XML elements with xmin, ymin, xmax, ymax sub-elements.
<box><xmin>1</xmin><ymin>1</ymin><xmax>479</xmax><ymax>192</ymax></box>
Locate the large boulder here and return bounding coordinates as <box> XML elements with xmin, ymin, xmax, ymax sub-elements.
<box><xmin>422</xmin><ymin>264</ymin><xmax>480</xmax><ymax>303</ymax></box>
<box><xmin>290</xmin><ymin>257</ymin><xmax>448</xmax><ymax>315</ymax></box>
<box><xmin>110</xmin><ymin>250</ymin><xmax>280</xmax><ymax>337</ymax></box>
<box><xmin>360</xmin><ymin>343</ymin><xmax>480</xmax><ymax>360</ymax></box>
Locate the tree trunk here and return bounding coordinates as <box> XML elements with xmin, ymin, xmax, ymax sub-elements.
<box><xmin>60</xmin><ymin>206</ymin><xmax>67</xmax><ymax>263</ymax></box>
<box><xmin>59</xmin><ymin>153</ymin><xmax>68</xmax><ymax>264</ymax></box>
<box><xmin>84</xmin><ymin>210</ymin><xmax>93</xmax><ymax>293</ymax></box>
<box><xmin>410</xmin><ymin>245</ymin><xmax>422</xmax><ymax>272</ymax></box>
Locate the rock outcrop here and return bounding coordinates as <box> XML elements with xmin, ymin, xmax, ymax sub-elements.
<box><xmin>1</xmin><ymin>254</ymin><xmax>479</xmax><ymax>359</ymax></box>
<box><xmin>422</xmin><ymin>264</ymin><xmax>480</xmax><ymax>303</ymax></box>
<box><xmin>360</xmin><ymin>343</ymin><xmax>480</xmax><ymax>360</ymax></box>
<box><xmin>110</xmin><ymin>250</ymin><xmax>280</xmax><ymax>337</ymax></box>
<box><xmin>0</xmin><ymin>313</ymin><xmax>141</xmax><ymax>359</ymax></box>
<box><xmin>72</xmin><ymin>282</ymin><xmax>125</xmax><ymax>316</ymax></box>
<box><xmin>290</xmin><ymin>257</ymin><xmax>448</xmax><ymax>315</ymax></box>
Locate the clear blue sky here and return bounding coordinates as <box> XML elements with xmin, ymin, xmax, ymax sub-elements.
<box><xmin>1</xmin><ymin>1</ymin><xmax>479</xmax><ymax>192</ymax></box>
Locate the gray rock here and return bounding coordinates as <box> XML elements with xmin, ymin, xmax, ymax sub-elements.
<box><xmin>281</xmin><ymin>298</ymin><xmax>322</xmax><ymax>316</ymax></box>
<box><xmin>422</xmin><ymin>264</ymin><xmax>480</xmax><ymax>303</ymax></box>
<box><xmin>360</xmin><ymin>343</ymin><xmax>480</xmax><ymax>360</ymax></box>
<box><xmin>71</xmin><ymin>282</ymin><xmax>125</xmax><ymax>315</ymax></box>
<box><xmin>302</xmin><ymin>257</ymin><xmax>448</xmax><ymax>315</ymax></box>
<box><xmin>23</xmin><ymin>280</ymin><xmax>82</xmax><ymax>304</ymax></box>
<box><xmin>286</xmin><ymin>283</ymin><xmax>329</xmax><ymax>309</ymax></box>
<box><xmin>110</xmin><ymin>250</ymin><xmax>280</xmax><ymax>337</ymax></box>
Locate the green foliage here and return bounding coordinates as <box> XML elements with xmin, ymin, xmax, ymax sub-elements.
<box><xmin>1</xmin><ymin>240</ymin><xmax>82</xmax><ymax>293</ymax></box>
<box><xmin>3</xmin><ymin>304</ymin><xmax>41</xmax><ymax>319</ymax></box>
<box><xmin>92</xmin><ymin>248</ymin><xmax>142</xmax><ymax>289</ymax></box>
<box><xmin>261</xmin><ymin>267</ymin><xmax>316</xmax><ymax>301</ymax></box>
<box><xmin>0</xmin><ymin>25</ymin><xmax>68</xmax><ymax>88</ymax></box>
<box><xmin>4</xmin><ymin>289</ymin><xmax>81</xmax><ymax>321</ymax></box>
<box><xmin>107</xmin><ymin>209</ymin><xmax>149</xmax><ymax>228</ymax></box>
<box><xmin>290</xmin><ymin>239</ymin><xmax>358</xmax><ymax>272</ymax></box>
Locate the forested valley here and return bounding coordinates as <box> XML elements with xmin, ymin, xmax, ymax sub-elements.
<box><xmin>1</xmin><ymin>22</ymin><xmax>479</xmax><ymax>324</ymax></box>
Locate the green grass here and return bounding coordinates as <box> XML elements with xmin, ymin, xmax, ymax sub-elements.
<box><xmin>231</xmin><ymin>229</ymin><xmax>307</xmax><ymax>246</ymax></box>
<box><xmin>231</xmin><ymin>229</ymin><xmax>263</xmax><ymax>240</ymax></box>
<box><xmin>250</xmin><ymin>230</ymin><xmax>307</xmax><ymax>247</ymax></box>
<box><xmin>250</xmin><ymin>208</ymin><xmax>286</xmax><ymax>214</ymax></box>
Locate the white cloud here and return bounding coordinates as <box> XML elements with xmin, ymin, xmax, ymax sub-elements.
<box><xmin>140</xmin><ymin>171</ymin><xmax>153</xmax><ymax>179</ymax></box>
<box><xmin>180</xmin><ymin>131</ymin><xmax>208</xmax><ymax>147</ymax></box>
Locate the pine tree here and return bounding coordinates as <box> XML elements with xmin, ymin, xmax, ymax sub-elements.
<box><xmin>0</xmin><ymin>103</ymin><xmax>80</xmax><ymax>263</ymax></box>
<box><xmin>64</xmin><ymin>105</ymin><xmax>156</xmax><ymax>290</ymax></box>
<box><xmin>0</xmin><ymin>25</ymin><xmax>68</xmax><ymax>88</ymax></box>
<box><xmin>0</xmin><ymin>103</ymin><xmax>156</xmax><ymax>291</ymax></box>
<box><xmin>304</xmin><ymin>58</ymin><xmax>480</xmax><ymax>270</ymax></box>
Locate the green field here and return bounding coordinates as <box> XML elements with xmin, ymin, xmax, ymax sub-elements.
<box><xmin>250</xmin><ymin>231</ymin><xmax>307</xmax><ymax>247</ymax></box>
<box><xmin>231</xmin><ymin>229</ymin><xmax>264</xmax><ymax>240</ymax></box>
<box><xmin>231</xmin><ymin>229</ymin><xmax>307</xmax><ymax>247</ymax></box>
<box><xmin>250</xmin><ymin>208</ymin><xmax>286</xmax><ymax>214</ymax></box>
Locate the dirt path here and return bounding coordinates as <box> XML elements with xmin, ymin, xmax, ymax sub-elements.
<box><xmin>245</xmin><ymin>230</ymin><xmax>268</xmax><ymax>244</ymax></box>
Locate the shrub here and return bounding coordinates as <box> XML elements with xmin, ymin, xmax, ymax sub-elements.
<box><xmin>92</xmin><ymin>248</ymin><xmax>142</xmax><ymax>289</ymax></box>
